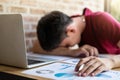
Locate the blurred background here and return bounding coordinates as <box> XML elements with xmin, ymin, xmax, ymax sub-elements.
<box><xmin>0</xmin><ymin>0</ymin><xmax>119</xmax><ymax>52</ymax></box>
<box><xmin>111</xmin><ymin>0</ymin><xmax>120</xmax><ymax>21</ymax></box>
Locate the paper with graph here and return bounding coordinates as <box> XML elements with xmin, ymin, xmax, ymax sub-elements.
<box><xmin>22</xmin><ymin>60</ymin><xmax>120</xmax><ymax>80</ymax></box>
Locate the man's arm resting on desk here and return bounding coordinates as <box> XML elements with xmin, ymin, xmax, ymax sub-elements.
<box><xmin>74</xmin><ymin>55</ymin><xmax>120</xmax><ymax>77</ymax></box>
<box><xmin>109</xmin><ymin>55</ymin><xmax>120</xmax><ymax>68</ymax></box>
<box><xmin>110</xmin><ymin>40</ymin><xmax>120</xmax><ymax>67</ymax></box>
<box><xmin>31</xmin><ymin>40</ymin><xmax>78</xmax><ymax>57</ymax></box>
<box><xmin>31</xmin><ymin>40</ymin><xmax>98</xmax><ymax>57</ymax></box>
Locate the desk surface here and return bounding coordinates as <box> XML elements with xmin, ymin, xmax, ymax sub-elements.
<box><xmin>0</xmin><ymin>65</ymin><xmax>50</xmax><ymax>80</ymax></box>
<box><xmin>0</xmin><ymin>65</ymin><xmax>120</xmax><ymax>80</ymax></box>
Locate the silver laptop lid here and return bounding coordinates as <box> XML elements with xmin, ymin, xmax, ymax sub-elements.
<box><xmin>0</xmin><ymin>14</ymin><xmax>28</xmax><ymax>68</ymax></box>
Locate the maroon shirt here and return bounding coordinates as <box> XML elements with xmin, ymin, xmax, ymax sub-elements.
<box><xmin>79</xmin><ymin>8</ymin><xmax>120</xmax><ymax>54</ymax></box>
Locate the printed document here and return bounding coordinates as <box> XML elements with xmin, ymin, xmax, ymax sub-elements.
<box><xmin>22</xmin><ymin>59</ymin><xmax>120</xmax><ymax>80</ymax></box>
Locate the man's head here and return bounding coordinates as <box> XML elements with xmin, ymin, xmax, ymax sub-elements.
<box><xmin>37</xmin><ymin>11</ymin><xmax>72</xmax><ymax>51</ymax></box>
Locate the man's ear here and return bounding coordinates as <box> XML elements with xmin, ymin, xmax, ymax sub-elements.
<box><xmin>66</xmin><ymin>25</ymin><xmax>76</xmax><ymax>36</ymax></box>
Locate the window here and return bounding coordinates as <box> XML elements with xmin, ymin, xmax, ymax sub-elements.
<box><xmin>110</xmin><ymin>0</ymin><xmax>120</xmax><ymax>21</ymax></box>
<box><xmin>104</xmin><ymin>0</ymin><xmax>120</xmax><ymax>21</ymax></box>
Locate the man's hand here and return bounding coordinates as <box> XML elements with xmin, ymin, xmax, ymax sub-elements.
<box><xmin>70</xmin><ymin>44</ymin><xmax>99</xmax><ymax>57</ymax></box>
<box><xmin>75</xmin><ymin>56</ymin><xmax>114</xmax><ymax>77</ymax></box>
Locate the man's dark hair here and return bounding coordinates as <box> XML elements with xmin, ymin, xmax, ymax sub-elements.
<box><xmin>37</xmin><ymin>11</ymin><xmax>72</xmax><ymax>51</ymax></box>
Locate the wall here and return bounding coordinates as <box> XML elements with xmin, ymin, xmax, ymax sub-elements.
<box><xmin>0</xmin><ymin>0</ymin><xmax>104</xmax><ymax>52</ymax></box>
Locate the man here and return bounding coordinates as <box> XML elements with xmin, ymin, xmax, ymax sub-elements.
<box><xmin>33</xmin><ymin>8</ymin><xmax>120</xmax><ymax>76</ymax></box>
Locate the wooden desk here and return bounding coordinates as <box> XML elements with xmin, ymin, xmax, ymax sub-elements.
<box><xmin>0</xmin><ymin>64</ymin><xmax>120</xmax><ymax>80</ymax></box>
<box><xmin>0</xmin><ymin>65</ymin><xmax>50</xmax><ymax>80</ymax></box>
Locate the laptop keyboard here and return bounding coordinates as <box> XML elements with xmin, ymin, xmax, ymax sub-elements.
<box><xmin>28</xmin><ymin>59</ymin><xmax>45</xmax><ymax>65</ymax></box>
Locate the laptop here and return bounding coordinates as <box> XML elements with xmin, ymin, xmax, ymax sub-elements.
<box><xmin>0</xmin><ymin>14</ymin><xmax>61</xmax><ymax>68</ymax></box>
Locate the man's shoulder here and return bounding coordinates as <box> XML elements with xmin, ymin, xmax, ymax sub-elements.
<box><xmin>88</xmin><ymin>11</ymin><xmax>112</xmax><ymax>22</ymax></box>
<box><xmin>83</xmin><ymin>8</ymin><xmax>108</xmax><ymax>17</ymax></box>
<box><xmin>91</xmin><ymin>11</ymin><xmax>109</xmax><ymax>17</ymax></box>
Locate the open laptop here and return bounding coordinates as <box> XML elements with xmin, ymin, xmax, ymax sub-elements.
<box><xmin>0</xmin><ymin>14</ymin><xmax>63</xmax><ymax>68</ymax></box>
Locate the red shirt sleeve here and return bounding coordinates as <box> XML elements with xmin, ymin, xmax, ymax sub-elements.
<box><xmin>82</xmin><ymin>8</ymin><xmax>120</xmax><ymax>54</ymax></box>
<box><xmin>93</xmin><ymin>12</ymin><xmax>120</xmax><ymax>43</ymax></box>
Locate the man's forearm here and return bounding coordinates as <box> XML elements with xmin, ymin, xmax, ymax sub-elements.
<box><xmin>109</xmin><ymin>55</ymin><xmax>120</xmax><ymax>68</ymax></box>
<box><xmin>31</xmin><ymin>41</ymin><xmax>74</xmax><ymax>56</ymax></box>
<box><xmin>51</xmin><ymin>47</ymin><xmax>74</xmax><ymax>56</ymax></box>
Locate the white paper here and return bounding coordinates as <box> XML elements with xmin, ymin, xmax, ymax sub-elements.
<box><xmin>22</xmin><ymin>62</ymin><xmax>120</xmax><ymax>80</ymax></box>
<box><xmin>27</xmin><ymin>52</ymin><xmax>72</xmax><ymax>61</ymax></box>
<box><xmin>61</xmin><ymin>58</ymin><xmax>80</xmax><ymax>64</ymax></box>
